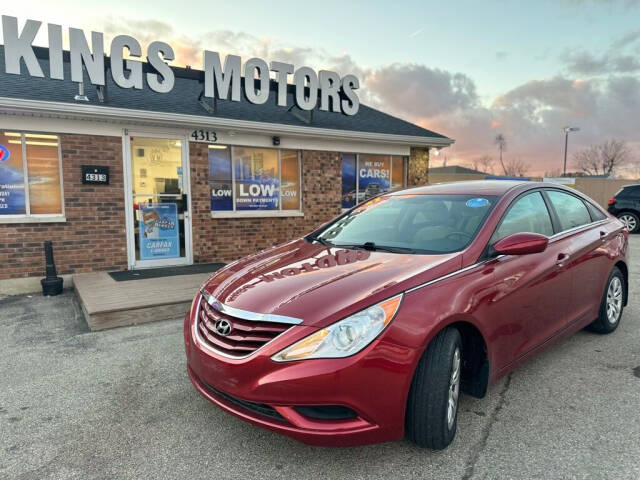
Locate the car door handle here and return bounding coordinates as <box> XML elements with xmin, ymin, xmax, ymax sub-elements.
<box><xmin>556</xmin><ymin>253</ymin><xmax>570</xmax><ymax>267</ymax></box>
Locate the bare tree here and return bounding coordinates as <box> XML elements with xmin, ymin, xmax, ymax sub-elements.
<box><xmin>503</xmin><ymin>157</ymin><xmax>530</xmax><ymax>177</ymax></box>
<box><xmin>573</xmin><ymin>139</ymin><xmax>632</xmax><ymax>176</ymax></box>
<box><xmin>477</xmin><ymin>155</ymin><xmax>494</xmax><ymax>174</ymax></box>
<box><xmin>544</xmin><ymin>168</ymin><xmax>562</xmax><ymax>177</ymax></box>
<box><xmin>494</xmin><ymin>134</ymin><xmax>507</xmax><ymax>174</ymax></box>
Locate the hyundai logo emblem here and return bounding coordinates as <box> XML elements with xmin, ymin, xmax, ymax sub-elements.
<box><xmin>214</xmin><ymin>319</ymin><xmax>232</xmax><ymax>336</ymax></box>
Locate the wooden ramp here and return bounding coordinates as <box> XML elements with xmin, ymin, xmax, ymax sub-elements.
<box><xmin>74</xmin><ymin>271</ymin><xmax>210</xmax><ymax>331</ymax></box>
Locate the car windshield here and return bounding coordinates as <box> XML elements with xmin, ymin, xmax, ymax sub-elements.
<box><xmin>311</xmin><ymin>194</ymin><xmax>498</xmax><ymax>254</ymax></box>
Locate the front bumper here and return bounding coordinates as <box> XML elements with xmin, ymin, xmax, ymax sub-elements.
<box><xmin>184</xmin><ymin>310</ymin><xmax>420</xmax><ymax>447</ymax></box>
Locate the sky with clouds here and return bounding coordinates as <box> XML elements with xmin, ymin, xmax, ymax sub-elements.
<box><xmin>2</xmin><ymin>0</ymin><xmax>640</xmax><ymax>175</ymax></box>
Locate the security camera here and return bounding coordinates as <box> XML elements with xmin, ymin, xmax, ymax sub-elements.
<box><xmin>272</xmin><ymin>136</ymin><xmax>280</xmax><ymax>146</ymax></box>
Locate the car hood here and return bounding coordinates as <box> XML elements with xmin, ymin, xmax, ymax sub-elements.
<box><xmin>202</xmin><ymin>238</ymin><xmax>462</xmax><ymax>328</ymax></box>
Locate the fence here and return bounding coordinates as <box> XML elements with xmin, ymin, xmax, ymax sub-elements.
<box><xmin>571</xmin><ymin>178</ymin><xmax>639</xmax><ymax>208</ymax></box>
<box><xmin>426</xmin><ymin>171</ymin><xmax>639</xmax><ymax>209</ymax></box>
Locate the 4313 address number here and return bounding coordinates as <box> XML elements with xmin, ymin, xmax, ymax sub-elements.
<box><xmin>190</xmin><ymin>130</ymin><xmax>218</xmax><ymax>143</ymax></box>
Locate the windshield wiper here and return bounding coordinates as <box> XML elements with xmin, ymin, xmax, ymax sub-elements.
<box><xmin>334</xmin><ymin>242</ymin><xmax>416</xmax><ymax>254</ymax></box>
<box><xmin>310</xmin><ymin>236</ymin><xmax>335</xmax><ymax>247</ymax></box>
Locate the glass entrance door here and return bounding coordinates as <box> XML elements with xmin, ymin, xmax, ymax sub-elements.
<box><xmin>125</xmin><ymin>134</ymin><xmax>192</xmax><ymax>268</ymax></box>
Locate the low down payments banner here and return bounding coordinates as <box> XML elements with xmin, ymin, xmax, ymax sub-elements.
<box><xmin>138</xmin><ymin>203</ymin><xmax>180</xmax><ymax>260</ymax></box>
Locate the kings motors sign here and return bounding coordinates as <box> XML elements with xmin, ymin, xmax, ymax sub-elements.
<box><xmin>0</xmin><ymin>16</ymin><xmax>360</xmax><ymax>115</ymax></box>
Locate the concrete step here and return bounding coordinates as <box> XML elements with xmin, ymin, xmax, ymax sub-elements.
<box><xmin>73</xmin><ymin>271</ymin><xmax>209</xmax><ymax>331</ymax></box>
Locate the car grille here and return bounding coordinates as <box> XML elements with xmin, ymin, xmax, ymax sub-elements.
<box><xmin>197</xmin><ymin>297</ymin><xmax>291</xmax><ymax>358</ymax></box>
<box><xmin>200</xmin><ymin>378</ymin><xmax>285</xmax><ymax>421</ymax></box>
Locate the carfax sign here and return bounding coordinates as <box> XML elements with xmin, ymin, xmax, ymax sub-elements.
<box><xmin>138</xmin><ymin>203</ymin><xmax>180</xmax><ymax>260</ymax></box>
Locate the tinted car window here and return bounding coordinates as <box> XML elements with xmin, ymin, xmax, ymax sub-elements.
<box><xmin>546</xmin><ymin>190</ymin><xmax>592</xmax><ymax>231</ymax></box>
<box><xmin>492</xmin><ymin>192</ymin><xmax>553</xmax><ymax>242</ymax></box>
<box><xmin>619</xmin><ymin>185</ymin><xmax>640</xmax><ymax>197</ymax></box>
<box><xmin>314</xmin><ymin>194</ymin><xmax>498</xmax><ymax>254</ymax></box>
<box><xmin>586</xmin><ymin>201</ymin><xmax>606</xmax><ymax>221</ymax></box>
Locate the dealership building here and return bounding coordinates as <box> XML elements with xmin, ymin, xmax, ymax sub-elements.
<box><xmin>0</xmin><ymin>30</ymin><xmax>452</xmax><ymax>292</ymax></box>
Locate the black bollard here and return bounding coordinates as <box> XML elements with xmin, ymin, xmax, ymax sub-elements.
<box><xmin>41</xmin><ymin>241</ymin><xmax>63</xmax><ymax>296</ymax></box>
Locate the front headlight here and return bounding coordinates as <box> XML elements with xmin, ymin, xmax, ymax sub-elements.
<box><xmin>271</xmin><ymin>294</ymin><xmax>403</xmax><ymax>362</ymax></box>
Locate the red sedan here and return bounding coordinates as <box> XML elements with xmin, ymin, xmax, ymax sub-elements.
<box><xmin>184</xmin><ymin>181</ymin><xmax>628</xmax><ymax>449</ymax></box>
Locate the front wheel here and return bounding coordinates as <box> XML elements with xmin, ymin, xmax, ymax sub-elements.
<box><xmin>587</xmin><ymin>267</ymin><xmax>625</xmax><ymax>334</ymax></box>
<box><xmin>617</xmin><ymin>212</ymin><xmax>639</xmax><ymax>233</ymax></box>
<box><xmin>406</xmin><ymin>327</ymin><xmax>462</xmax><ymax>449</ymax></box>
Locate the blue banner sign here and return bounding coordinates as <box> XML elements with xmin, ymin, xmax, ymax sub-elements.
<box><xmin>210</xmin><ymin>148</ymin><xmax>233</xmax><ymax>211</ymax></box>
<box><xmin>234</xmin><ymin>160</ymin><xmax>279</xmax><ymax>210</ymax></box>
<box><xmin>0</xmin><ymin>143</ymin><xmax>26</xmax><ymax>215</ymax></box>
<box><xmin>138</xmin><ymin>203</ymin><xmax>180</xmax><ymax>260</ymax></box>
<box><xmin>341</xmin><ymin>154</ymin><xmax>357</xmax><ymax>209</ymax></box>
<box><xmin>358</xmin><ymin>156</ymin><xmax>391</xmax><ymax>200</ymax></box>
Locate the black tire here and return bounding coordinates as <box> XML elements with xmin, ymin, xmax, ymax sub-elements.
<box><xmin>617</xmin><ymin>212</ymin><xmax>639</xmax><ymax>233</ymax></box>
<box><xmin>406</xmin><ymin>327</ymin><xmax>462</xmax><ymax>449</ymax></box>
<box><xmin>586</xmin><ymin>267</ymin><xmax>625</xmax><ymax>334</ymax></box>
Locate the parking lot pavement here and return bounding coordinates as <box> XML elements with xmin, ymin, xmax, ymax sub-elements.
<box><xmin>1</xmin><ymin>242</ymin><xmax>640</xmax><ymax>480</ymax></box>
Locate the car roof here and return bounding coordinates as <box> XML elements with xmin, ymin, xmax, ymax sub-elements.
<box><xmin>390</xmin><ymin>180</ymin><xmax>533</xmax><ymax>197</ymax></box>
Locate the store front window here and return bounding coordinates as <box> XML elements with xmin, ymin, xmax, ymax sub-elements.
<box><xmin>341</xmin><ymin>154</ymin><xmax>407</xmax><ymax>209</ymax></box>
<box><xmin>129</xmin><ymin>136</ymin><xmax>188</xmax><ymax>264</ymax></box>
<box><xmin>209</xmin><ymin>146</ymin><xmax>301</xmax><ymax>215</ymax></box>
<box><xmin>0</xmin><ymin>132</ymin><xmax>63</xmax><ymax>220</ymax></box>
<box><xmin>210</xmin><ymin>146</ymin><xmax>233</xmax><ymax>212</ymax></box>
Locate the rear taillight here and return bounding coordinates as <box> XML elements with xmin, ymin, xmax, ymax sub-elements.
<box><xmin>608</xmin><ymin>197</ymin><xmax>617</xmax><ymax>205</ymax></box>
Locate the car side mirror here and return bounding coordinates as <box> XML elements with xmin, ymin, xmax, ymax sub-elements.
<box><xmin>493</xmin><ymin>232</ymin><xmax>549</xmax><ymax>256</ymax></box>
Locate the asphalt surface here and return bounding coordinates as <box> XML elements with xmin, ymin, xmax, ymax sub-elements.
<box><xmin>1</xmin><ymin>240</ymin><xmax>640</xmax><ymax>480</ymax></box>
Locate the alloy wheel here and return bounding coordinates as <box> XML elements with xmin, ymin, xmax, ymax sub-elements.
<box><xmin>619</xmin><ymin>214</ymin><xmax>637</xmax><ymax>231</ymax></box>
<box><xmin>447</xmin><ymin>348</ymin><xmax>461</xmax><ymax>429</ymax></box>
<box><xmin>606</xmin><ymin>276</ymin><xmax>623</xmax><ymax>324</ymax></box>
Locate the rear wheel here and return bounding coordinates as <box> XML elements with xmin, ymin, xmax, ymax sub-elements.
<box><xmin>617</xmin><ymin>212</ymin><xmax>639</xmax><ymax>233</ymax></box>
<box><xmin>406</xmin><ymin>327</ymin><xmax>462</xmax><ymax>449</ymax></box>
<box><xmin>587</xmin><ymin>267</ymin><xmax>625</xmax><ymax>334</ymax></box>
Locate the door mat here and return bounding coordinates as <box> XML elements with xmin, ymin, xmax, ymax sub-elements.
<box><xmin>108</xmin><ymin>263</ymin><xmax>225</xmax><ymax>281</ymax></box>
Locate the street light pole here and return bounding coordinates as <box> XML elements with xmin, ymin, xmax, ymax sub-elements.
<box><xmin>563</xmin><ymin>130</ymin><xmax>569</xmax><ymax>176</ymax></box>
<box><xmin>562</xmin><ymin>126</ymin><xmax>580</xmax><ymax>176</ymax></box>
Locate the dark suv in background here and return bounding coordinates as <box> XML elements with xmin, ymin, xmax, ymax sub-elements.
<box><xmin>608</xmin><ymin>184</ymin><xmax>640</xmax><ymax>232</ymax></box>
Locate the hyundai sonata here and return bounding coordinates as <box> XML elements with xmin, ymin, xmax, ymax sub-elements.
<box><xmin>184</xmin><ymin>180</ymin><xmax>628</xmax><ymax>449</ymax></box>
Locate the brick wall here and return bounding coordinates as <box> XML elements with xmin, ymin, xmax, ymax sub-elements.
<box><xmin>191</xmin><ymin>144</ymin><xmax>342</xmax><ymax>263</ymax></box>
<box><xmin>0</xmin><ymin>134</ymin><xmax>127</xmax><ymax>280</ymax></box>
<box><xmin>1</xmin><ymin>134</ymin><xmax>399</xmax><ymax>279</ymax></box>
